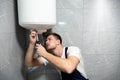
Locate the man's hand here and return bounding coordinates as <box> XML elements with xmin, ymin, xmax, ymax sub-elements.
<box><xmin>35</xmin><ymin>44</ymin><xmax>47</xmax><ymax>56</ymax></box>
<box><xmin>29</xmin><ymin>29</ymin><xmax>37</xmax><ymax>45</ymax></box>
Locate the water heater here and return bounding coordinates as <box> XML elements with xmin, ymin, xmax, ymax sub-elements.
<box><xmin>17</xmin><ymin>0</ymin><xmax>56</xmax><ymax>33</ymax></box>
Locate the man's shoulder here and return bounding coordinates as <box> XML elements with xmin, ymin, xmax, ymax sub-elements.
<box><xmin>67</xmin><ymin>46</ymin><xmax>81</xmax><ymax>53</ymax></box>
<box><xmin>68</xmin><ymin>46</ymin><xmax>80</xmax><ymax>50</ymax></box>
<box><xmin>67</xmin><ymin>46</ymin><xmax>81</xmax><ymax>59</ymax></box>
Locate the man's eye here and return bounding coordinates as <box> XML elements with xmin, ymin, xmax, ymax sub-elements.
<box><xmin>49</xmin><ymin>39</ymin><xmax>52</xmax><ymax>41</ymax></box>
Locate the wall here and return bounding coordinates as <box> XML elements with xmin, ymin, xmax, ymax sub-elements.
<box><xmin>0</xmin><ymin>0</ymin><xmax>120</xmax><ymax>80</ymax></box>
<box><xmin>0</xmin><ymin>0</ymin><xmax>26</xmax><ymax>80</ymax></box>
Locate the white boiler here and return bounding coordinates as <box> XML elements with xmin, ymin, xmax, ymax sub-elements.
<box><xmin>17</xmin><ymin>0</ymin><xmax>56</xmax><ymax>33</ymax></box>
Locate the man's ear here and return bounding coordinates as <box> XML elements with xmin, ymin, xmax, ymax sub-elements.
<box><xmin>56</xmin><ymin>39</ymin><xmax>60</xmax><ymax>45</ymax></box>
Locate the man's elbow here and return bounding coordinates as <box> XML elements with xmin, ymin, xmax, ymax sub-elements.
<box><xmin>25</xmin><ymin>62</ymin><xmax>33</xmax><ymax>67</ymax></box>
<box><xmin>65</xmin><ymin>66</ymin><xmax>75</xmax><ymax>74</ymax></box>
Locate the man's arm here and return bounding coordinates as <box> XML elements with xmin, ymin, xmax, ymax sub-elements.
<box><xmin>25</xmin><ymin>43</ymin><xmax>44</xmax><ymax>67</ymax></box>
<box><xmin>43</xmin><ymin>52</ymin><xmax>79</xmax><ymax>74</ymax></box>
<box><xmin>36</xmin><ymin>44</ymin><xmax>80</xmax><ymax>74</ymax></box>
<box><xmin>25</xmin><ymin>29</ymin><xmax>44</xmax><ymax>67</ymax></box>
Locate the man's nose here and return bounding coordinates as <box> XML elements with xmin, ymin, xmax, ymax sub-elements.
<box><xmin>45</xmin><ymin>40</ymin><xmax>48</xmax><ymax>44</ymax></box>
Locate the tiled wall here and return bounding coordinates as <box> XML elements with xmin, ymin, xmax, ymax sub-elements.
<box><xmin>0</xmin><ymin>0</ymin><xmax>26</xmax><ymax>80</ymax></box>
<box><xmin>0</xmin><ymin>0</ymin><xmax>120</xmax><ymax>80</ymax></box>
<box><xmin>82</xmin><ymin>0</ymin><xmax>120</xmax><ymax>80</ymax></box>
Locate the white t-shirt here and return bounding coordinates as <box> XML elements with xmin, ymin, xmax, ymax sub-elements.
<box><xmin>41</xmin><ymin>46</ymin><xmax>88</xmax><ymax>79</ymax></box>
<box><xmin>61</xmin><ymin>46</ymin><xmax>88</xmax><ymax>79</ymax></box>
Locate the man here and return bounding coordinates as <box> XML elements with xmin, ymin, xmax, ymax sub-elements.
<box><xmin>25</xmin><ymin>29</ymin><xmax>88</xmax><ymax>80</ymax></box>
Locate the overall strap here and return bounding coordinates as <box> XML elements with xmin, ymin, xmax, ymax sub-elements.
<box><xmin>65</xmin><ymin>47</ymin><xmax>68</xmax><ymax>58</ymax></box>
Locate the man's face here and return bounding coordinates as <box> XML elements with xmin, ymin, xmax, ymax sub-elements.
<box><xmin>45</xmin><ymin>35</ymin><xmax>59</xmax><ymax>50</ymax></box>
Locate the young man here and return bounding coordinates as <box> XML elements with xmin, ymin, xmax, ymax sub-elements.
<box><xmin>25</xmin><ymin>29</ymin><xmax>88</xmax><ymax>80</ymax></box>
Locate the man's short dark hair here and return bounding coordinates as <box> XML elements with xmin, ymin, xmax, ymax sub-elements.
<box><xmin>45</xmin><ymin>33</ymin><xmax>62</xmax><ymax>44</ymax></box>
